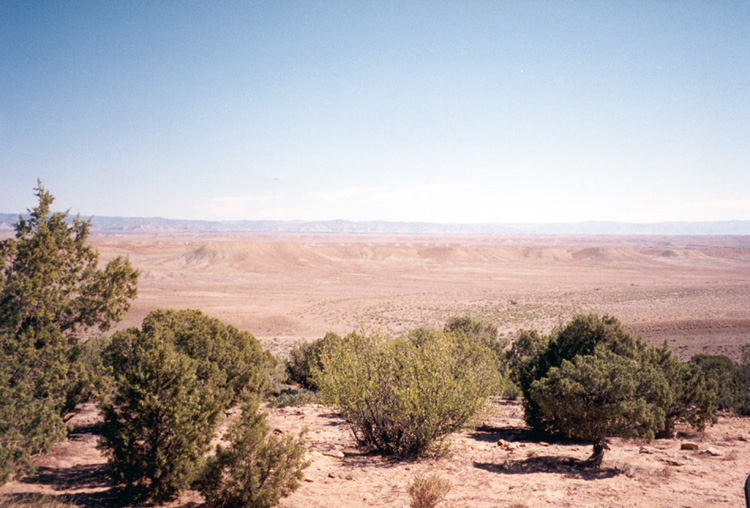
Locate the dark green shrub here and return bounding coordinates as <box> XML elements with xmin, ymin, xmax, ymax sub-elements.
<box><xmin>529</xmin><ymin>347</ymin><xmax>670</xmax><ymax>441</ymax></box>
<box><xmin>502</xmin><ymin>329</ymin><xmax>549</xmax><ymax>399</ymax></box>
<box><xmin>506</xmin><ymin>329</ymin><xmax>548</xmax><ymax>379</ymax></box>
<box><xmin>141</xmin><ymin>308</ymin><xmax>271</xmax><ymax>403</ymax></box>
<box><xmin>285</xmin><ymin>332</ymin><xmax>342</xmax><ymax>390</ymax></box>
<box><xmin>314</xmin><ymin>329</ymin><xmax>500</xmax><ymax>458</ymax></box>
<box><xmin>691</xmin><ymin>353</ymin><xmax>750</xmax><ymax>415</ymax></box>
<box><xmin>520</xmin><ymin>314</ymin><xmax>717</xmax><ymax>450</ymax></box>
<box><xmin>198</xmin><ymin>399</ymin><xmax>309</xmax><ymax>508</ymax></box>
<box><xmin>518</xmin><ymin>314</ymin><xmax>644</xmax><ymax>433</ymax></box>
<box><xmin>99</xmin><ymin>333</ymin><xmax>223</xmax><ymax>503</ymax></box>
<box><xmin>103</xmin><ymin>309</ymin><xmax>271</xmax><ymax>407</ymax></box>
<box><xmin>647</xmin><ymin>345</ymin><xmax>717</xmax><ymax>437</ymax></box>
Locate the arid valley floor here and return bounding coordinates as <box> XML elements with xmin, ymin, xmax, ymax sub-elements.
<box><xmin>3</xmin><ymin>233</ymin><xmax>750</xmax><ymax>507</ymax></box>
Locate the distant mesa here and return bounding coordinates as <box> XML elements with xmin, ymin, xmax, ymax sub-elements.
<box><xmin>1</xmin><ymin>213</ymin><xmax>749</xmax><ymax>236</ymax></box>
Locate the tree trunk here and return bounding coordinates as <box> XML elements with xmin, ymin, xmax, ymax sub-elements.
<box><xmin>578</xmin><ymin>437</ymin><xmax>609</xmax><ymax>469</ymax></box>
<box><xmin>656</xmin><ymin>418</ymin><xmax>675</xmax><ymax>439</ymax></box>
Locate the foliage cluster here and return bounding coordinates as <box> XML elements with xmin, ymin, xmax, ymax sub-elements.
<box><xmin>99</xmin><ymin>332</ymin><xmax>223</xmax><ymax>501</ymax></box>
<box><xmin>98</xmin><ymin>309</ymin><xmax>292</xmax><ymax>503</ymax></box>
<box><xmin>285</xmin><ymin>331</ymin><xmax>343</xmax><ymax>390</ymax></box>
<box><xmin>198</xmin><ymin>399</ymin><xmax>309</xmax><ymax>508</ymax></box>
<box><xmin>517</xmin><ymin>314</ymin><xmax>717</xmax><ymax>443</ymax></box>
<box><xmin>691</xmin><ymin>349</ymin><xmax>750</xmax><ymax>415</ymax></box>
<box><xmin>0</xmin><ymin>183</ymin><xmax>138</xmax><ymax>483</ymax></box>
<box><xmin>1</xmin><ymin>182</ymin><xmax>307</xmax><ymax>504</ymax></box>
<box><xmin>314</xmin><ymin>329</ymin><xmax>500</xmax><ymax>459</ymax></box>
<box><xmin>443</xmin><ymin>316</ymin><xmax>507</xmax><ymax>363</ymax></box>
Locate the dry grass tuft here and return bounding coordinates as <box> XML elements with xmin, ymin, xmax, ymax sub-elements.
<box><xmin>408</xmin><ymin>473</ymin><xmax>452</xmax><ymax>508</ymax></box>
<box><xmin>0</xmin><ymin>494</ymin><xmax>76</xmax><ymax>507</ymax></box>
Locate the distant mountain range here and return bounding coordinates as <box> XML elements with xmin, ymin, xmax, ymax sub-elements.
<box><xmin>1</xmin><ymin>213</ymin><xmax>749</xmax><ymax>235</ymax></box>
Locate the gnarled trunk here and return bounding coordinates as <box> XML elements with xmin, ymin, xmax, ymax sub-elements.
<box><xmin>578</xmin><ymin>437</ymin><xmax>610</xmax><ymax>469</ymax></box>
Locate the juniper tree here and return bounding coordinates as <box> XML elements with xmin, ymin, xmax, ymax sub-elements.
<box><xmin>103</xmin><ymin>308</ymin><xmax>271</xmax><ymax>405</ymax></box>
<box><xmin>198</xmin><ymin>398</ymin><xmax>309</xmax><ymax>508</ymax></box>
<box><xmin>99</xmin><ymin>333</ymin><xmax>223</xmax><ymax>503</ymax></box>
<box><xmin>0</xmin><ymin>182</ymin><xmax>138</xmax><ymax>482</ymax></box>
<box><xmin>520</xmin><ymin>314</ymin><xmax>717</xmax><ymax>467</ymax></box>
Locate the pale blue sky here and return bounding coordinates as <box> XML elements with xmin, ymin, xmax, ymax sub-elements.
<box><xmin>2</xmin><ymin>1</ymin><xmax>749</xmax><ymax>223</ymax></box>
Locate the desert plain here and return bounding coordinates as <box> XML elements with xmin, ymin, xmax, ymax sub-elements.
<box><xmin>3</xmin><ymin>232</ymin><xmax>750</xmax><ymax>507</ymax></box>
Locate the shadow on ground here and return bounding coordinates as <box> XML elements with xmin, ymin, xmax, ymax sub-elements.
<box><xmin>21</xmin><ymin>464</ymin><xmax>110</xmax><ymax>491</ymax></box>
<box><xmin>470</xmin><ymin>424</ymin><xmax>539</xmax><ymax>444</ymax></box>
<box><xmin>2</xmin><ymin>489</ymin><xmax>204</xmax><ymax>508</ymax></box>
<box><xmin>474</xmin><ymin>456</ymin><xmax>621</xmax><ymax>480</ymax></box>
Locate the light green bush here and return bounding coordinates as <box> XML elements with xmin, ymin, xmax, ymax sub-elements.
<box><xmin>285</xmin><ymin>332</ymin><xmax>342</xmax><ymax>390</ymax></box>
<box><xmin>314</xmin><ymin>329</ymin><xmax>500</xmax><ymax>459</ymax></box>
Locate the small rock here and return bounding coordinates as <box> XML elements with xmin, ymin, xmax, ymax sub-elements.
<box><xmin>704</xmin><ymin>447</ymin><xmax>723</xmax><ymax>457</ymax></box>
<box><xmin>328</xmin><ymin>472</ymin><xmax>337</xmax><ymax>478</ymax></box>
<box><xmin>323</xmin><ymin>450</ymin><xmax>345</xmax><ymax>458</ymax></box>
<box><xmin>539</xmin><ymin>442</ymin><xmax>550</xmax><ymax>447</ymax></box>
<box><xmin>680</xmin><ymin>442</ymin><xmax>699</xmax><ymax>451</ymax></box>
<box><xmin>497</xmin><ymin>439</ymin><xmax>518</xmax><ymax>450</ymax></box>
<box><xmin>662</xmin><ymin>457</ymin><xmax>688</xmax><ymax>466</ymax></box>
<box><xmin>639</xmin><ymin>446</ymin><xmax>657</xmax><ymax>454</ymax></box>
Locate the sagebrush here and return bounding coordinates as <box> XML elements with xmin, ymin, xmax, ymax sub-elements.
<box><xmin>314</xmin><ymin>329</ymin><xmax>500</xmax><ymax>458</ymax></box>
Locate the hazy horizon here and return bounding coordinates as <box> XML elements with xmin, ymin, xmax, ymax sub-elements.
<box><xmin>2</xmin><ymin>2</ymin><xmax>749</xmax><ymax>224</ymax></box>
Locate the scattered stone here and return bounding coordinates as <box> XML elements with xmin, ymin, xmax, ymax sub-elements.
<box><xmin>539</xmin><ymin>442</ymin><xmax>550</xmax><ymax>447</ymax></box>
<box><xmin>680</xmin><ymin>442</ymin><xmax>699</xmax><ymax>451</ymax></box>
<box><xmin>661</xmin><ymin>457</ymin><xmax>688</xmax><ymax>466</ymax></box>
<box><xmin>703</xmin><ymin>447</ymin><xmax>723</xmax><ymax>457</ymax></box>
<box><xmin>497</xmin><ymin>439</ymin><xmax>519</xmax><ymax>450</ymax></box>
<box><xmin>323</xmin><ymin>450</ymin><xmax>345</xmax><ymax>458</ymax></box>
<box><xmin>639</xmin><ymin>446</ymin><xmax>658</xmax><ymax>454</ymax></box>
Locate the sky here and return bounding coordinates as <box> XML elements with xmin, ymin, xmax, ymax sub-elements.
<box><xmin>1</xmin><ymin>1</ymin><xmax>749</xmax><ymax>224</ymax></box>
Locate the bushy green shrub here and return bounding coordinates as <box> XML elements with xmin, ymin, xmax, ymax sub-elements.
<box><xmin>99</xmin><ymin>333</ymin><xmax>224</xmax><ymax>503</ymax></box>
<box><xmin>520</xmin><ymin>314</ymin><xmax>717</xmax><ymax>445</ymax></box>
<box><xmin>505</xmin><ymin>329</ymin><xmax>548</xmax><ymax>380</ymax></box>
<box><xmin>647</xmin><ymin>344</ymin><xmax>717</xmax><ymax>437</ymax></box>
<box><xmin>285</xmin><ymin>332</ymin><xmax>342</xmax><ymax>390</ymax></box>
<box><xmin>198</xmin><ymin>399</ymin><xmax>309</xmax><ymax>508</ymax></box>
<box><xmin>529</xmin><ymin>347</ymin><xmax>670</xmax><ymax>441</ymax></box>
<box><xmin>144</xmin><ymin>309</ymin><xmax>270</xmax><ymax>402</ymax></box>
<box><xmin>314</xmin><ymin>329</ymin><xmax>500</xmax><ymax>459</ymax></box>
<box><xmin>103</xmin><ymin>308</ymin><xmax>271</xmax><ymax>406</ymax></box>
<box><xmin>691</xmin><ymin>352</ymin><xmax>750</xmax><ymax>415</ymax></box>
<box><xmin>444</xmin><ymin>316</ymin><xmax>507</xmax><ymax>364</ymax></box>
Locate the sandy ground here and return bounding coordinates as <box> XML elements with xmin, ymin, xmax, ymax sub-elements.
<box><xmin>95</xmin><ymin>233</ymin><xmax>750</xmax><ymax>360</ymax></box>
<box><xmin>2</xmin><ymin>233</ymin><xmax>750</xmax><ymax>507</ymax></box>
